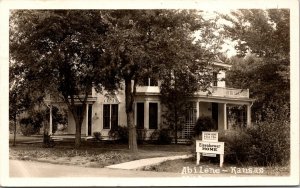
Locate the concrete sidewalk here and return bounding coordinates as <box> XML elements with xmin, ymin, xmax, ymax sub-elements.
<box><xmin>105</xmin><ymin>154</ymin><xmax>192</xmax><ymax>170</ymax></box>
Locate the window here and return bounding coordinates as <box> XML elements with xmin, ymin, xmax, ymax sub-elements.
<box><xmin>111</xmin><ymin>104</ymin><xmax>118</xmax><ymax>129</ymax></box>
<box><xmin>103</xmin><ymin>105</ymin><xmax>110</xmax><ymax>129</ymax></box>
<box><xmin>103</xmin><ymin>104</ymin><xmax>119</xmax><ymax>129</ymax></box>
<box><xmin>136</xmin><ymin>103</ymin><xmax>144</xmax><ymax>129</ymax></box>
<box><xmin>149</xmin><ymin>103</ymin><xmax>158</xmax><ymax>129</ymax></box>
<box><xmin>141</xmin><ymin>77</ymin><xmax>158</xmax><ymax>86</ymax></box>
<box><xmin>88</xmin><ymin>104</ymin><xmax>92</xmax><ymax>135</ymax></box>
<box><xmin>213</xmin><ymin>72</ymin><xmax>218</xmax><ymax>86</ymax></box>
<box><xmin>142</xmin><ymin>77</ymin><xmax>149</xmax><ymax>86</ymax></box>
<box><xmin>150</xmin><ymin>78</ymin><xmax>158</xmax><ymax>86</ymax></box>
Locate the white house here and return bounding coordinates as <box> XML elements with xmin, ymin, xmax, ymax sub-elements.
<box><xmin>47</xmin><ymin>62</ymin><xmax>254</xmax><ymax>141</ymax></box>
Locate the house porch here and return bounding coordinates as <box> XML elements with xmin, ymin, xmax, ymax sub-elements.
<box><xmin>179</xmin><ymin>96</ymin><xmax>254</xmax><ymax>140</ymax></box>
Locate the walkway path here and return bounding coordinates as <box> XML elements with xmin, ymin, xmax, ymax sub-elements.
<box><xmin>106</xmin><ymin>154</ymin><xmax>192</xmax><ymax>170</ymax></box>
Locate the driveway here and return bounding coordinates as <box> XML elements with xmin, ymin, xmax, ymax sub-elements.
<box><xmin>9</xmin><ymin>160</ymin><xmax>181</xmax><ymax>177</ymax></box>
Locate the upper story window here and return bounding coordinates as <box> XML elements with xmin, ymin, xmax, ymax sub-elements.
<box><xmin>213</xmin><ymin>72</ymin><xmax>218</xmax><ymax>87</ymax></box>
<box><xmin>141</xmin><ymin>77</ymin><xmax>158</xmax><ymax>86</ymax></box>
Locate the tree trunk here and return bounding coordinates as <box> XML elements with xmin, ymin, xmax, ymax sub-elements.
<box><xmin>174</xmin><ymin>74</ymin><xmax>178</xmax><ymax>144</ymax></box>
<box><xmin>174</xmin><ymin>106</ymin><xmax>178</xmax><ymax>144</ymax></box>
<box><xmin>74</xmin><ymin>114</ymin><xmax>82</xmax><ymax>148</ymax></box>
<box><xmin>13</xmin><ymin>114</ymin><xmax>17</xmax><ymax>147</ymax></box>
<box><xmin>128</xmin><ymin>110</ymin><xmax>137</xmax><ymax>152</ymax></box>
<box><xmin>67</xmin><ymin>95</ymin><xmax>86</xmax><ymax>149</ymax></box>
<box><xmin>125</xmin><ymin>78</ymin><xmax>138</xmax><ymax>153</ymax></box>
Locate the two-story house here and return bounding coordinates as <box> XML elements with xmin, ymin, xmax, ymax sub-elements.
<box><xmin>47</xmin><ymin>62</ymin><xmax>254</xmax><ymax>141</ymax></box>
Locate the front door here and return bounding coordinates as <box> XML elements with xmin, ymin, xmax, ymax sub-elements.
<box><xmin>212</xmin><ymin>103</ymin><xmax>218</xmax><ymax>130</ymax></box>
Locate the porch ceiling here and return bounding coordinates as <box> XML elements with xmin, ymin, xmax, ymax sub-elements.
<box><xmin>135</xmin><ymin>92</ymin><xmax>160</xmax><ymax>96</ymax></box>
<box><xmin>193</xmin><ymin>95</ymin><xmax>255</xmax><ymax>105</ymax></box>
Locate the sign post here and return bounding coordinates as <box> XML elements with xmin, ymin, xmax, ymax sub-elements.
<box><xmin>196</xmin><ymin>132</ymin><xmax>225</xmax><ymax>167</ymax></box>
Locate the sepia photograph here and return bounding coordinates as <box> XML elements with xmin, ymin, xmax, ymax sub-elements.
<box><xmin>0</xmin><ymin>0</ymin><xmax>299</xmax><ymax>187</ymax></box>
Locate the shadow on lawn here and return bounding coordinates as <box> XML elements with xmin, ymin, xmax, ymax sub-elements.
<box><xmin>9</xmin><ymin>137</ymin><xmax>192</xmax><ymax>168</ymax></box>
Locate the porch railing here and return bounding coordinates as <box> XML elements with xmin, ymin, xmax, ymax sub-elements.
<box><xmin>136</xmin><ymin>86</ymin><xmax>160</xmax><ymax>93</ymax></box>
<box><xmin>198</xmin><ymin>86</ymin><xmax>249</xmax><ymax>99</ymax></box>
<box><xmin>133</xmin><ymin>86</ymin><xmax>249</xmax><ymax>98</ymax></box>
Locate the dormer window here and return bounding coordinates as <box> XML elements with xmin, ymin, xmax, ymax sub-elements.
<box><xmin>141</xmin><ymin>77</ymin><xmax>158</xmax><ymax>86</ymax></box>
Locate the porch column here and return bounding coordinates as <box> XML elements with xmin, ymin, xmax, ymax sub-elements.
<box><xmin>247</xmin><ymin>104</ymin><xmax>251</xmax><ymax>127</ymax></box>
<box><xmin>49</xmin><ymin>105</ymin><xmax>53</xmax><ymax>135</ymax></box>
<box><xmin>85</xmin><ymin>103</ymin><xmax>88</xmax><ymax>136</ymax></box>
<box><xmin>157</xmin><ymin>102</ymin><xmax>161</xmax><ymax>129</ymax></box>
<box><xmin>196</xmin><ymin>101</ymin><xmax>200</xmax><ymax>119</ymax></box>
<box><xmin>144</xmin><ymin>101</ymin><xmax>149</xmax><ymax>129</ymax></box>
<box><xmin>134</xmin><ymin>102</ymin><xmax>137</xmax><ymax>126</ymax></box>
<box><xmin>224</xmin><ymin>103</ymin><xmax>227</xmax><ymax>130</ymax></box>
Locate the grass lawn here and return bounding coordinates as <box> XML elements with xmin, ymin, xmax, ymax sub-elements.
<box><xmin>9</xmin><ymin>135</ymin><xmax>290</xmax><ymax>176</ymax></box>
<box><xmin>141</xmin><ymin>157</ymin><xmax>290</xmax><ymax>176</ymax></box>
<box><xmin>9</xmin><ymin>137</ymin><xmax>191</xmax><ymax>168</ymax></box>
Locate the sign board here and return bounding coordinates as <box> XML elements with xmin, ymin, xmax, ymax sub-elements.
<box><xmin>196</xmin><ymin>140</ymin><xmax>224</xmax><ymax>155</ymax></box>
<box><xmin>202</xmin><ymin>153</ymin><xmax>217</xmax><ymax>157</ymax></box>
<box><xmin>202</xmin><ymin>131</ymin><xmax>218</xmax><ymax>142</ymax></box>
<box><xmin>196</xmin><ymin>131</ymin><xmax>225</xmax><ymax>167</ymax></box>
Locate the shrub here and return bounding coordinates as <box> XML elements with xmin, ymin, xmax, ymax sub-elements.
<box><xmin>93</xmin><ymin>132</ymin><xmax>102</xmax><ymax>141</ymax></box>
<box><xmin>20</xmin><ymin>124</ymin><xmax>39</xmax><ymax>136</ymax></box>
<box><xmin>108</xmin><ymin>126</ymin><xmax>128</xmax><ymax>143</ymax></box>
<box><xmin>209</xmin><ymin>120</ymin><xmax>289</xmax><ymax>166</ymax></box>
<box><xmin>246</xmin><ymin>120</ymin><xmax>290</xmax><ymax>166</ymax></box>
<box><xmin>136</xmin><ymin>128</ymin><xmax>147</xmax><ymax>144</ymax></box>
<box><xmin>218</xmin><ymin>129</ymin><xmax>252</xmax><ymax>165</ymax></box>
<box><xmin>157</xmin><ymin>129</ymin><xmax>173</xmax><ymax>144</ymax></box>
<box><xmin>50</xmin><ymin>106</ymin><xmax>67</xmax><ymax>134</ymax></box>
<box><xmin>193</xmin><ymin>116</ymin><xmax>215</xmax><ymax>137</ymax></box>
<box><xmin>149</xmin><ymin>129</ymin><xmax>160</xmax><ymax>142</ymax></box>
<box><xmin>20</xmin><ymin>117</ymin><xmax>40</xmax><ymax>136</ymax></box>
<box><xmin>148</xmin><ymin>129</ymin><xmax>172</xmax><ymax>144</ymax></box>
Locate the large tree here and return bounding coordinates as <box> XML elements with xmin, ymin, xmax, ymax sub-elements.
<box><xmin>159</xmin><ymin>13</ymin><xmax>221</xmax><ymax>143</ymax></box>
<box><xmin>220</xmin><ymin>9</ymin><xmax>290</xmax><ymax>121</ymax></box>
<box><xmin>10</xmin><ymin>10</ymin><xmax>116</xmax><ymax>148</ymax></box>
<box><xmin>101</xmin><ymin>10</ymin><xmax>218</xmax><ymax>150</ymax></box>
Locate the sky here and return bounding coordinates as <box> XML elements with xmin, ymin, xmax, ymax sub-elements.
<box><xmin>199</xmin><ymin>10</ymin><xmax>237</xmax><ymax>58</ymax></box>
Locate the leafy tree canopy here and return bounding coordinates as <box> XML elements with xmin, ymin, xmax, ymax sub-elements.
<box><xmin>10</xmin><ymin>10</ymin><xmax>114</xmax><ymax>147</ymax></box>
<box><xmin>220</xmin><ymin>9</ymin><xmax>290</xmax><ymax>121</ymax></box>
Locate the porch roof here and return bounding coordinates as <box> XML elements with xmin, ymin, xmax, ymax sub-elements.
<box><xmin>44</xmin><ymin>96</ymin><xmax>97</xmax><ymax>105</ymax></box>
<box><xmin>193</xmin><ymin>95</ymin><xmax>255</xmax><ymax>105</ymax></box>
